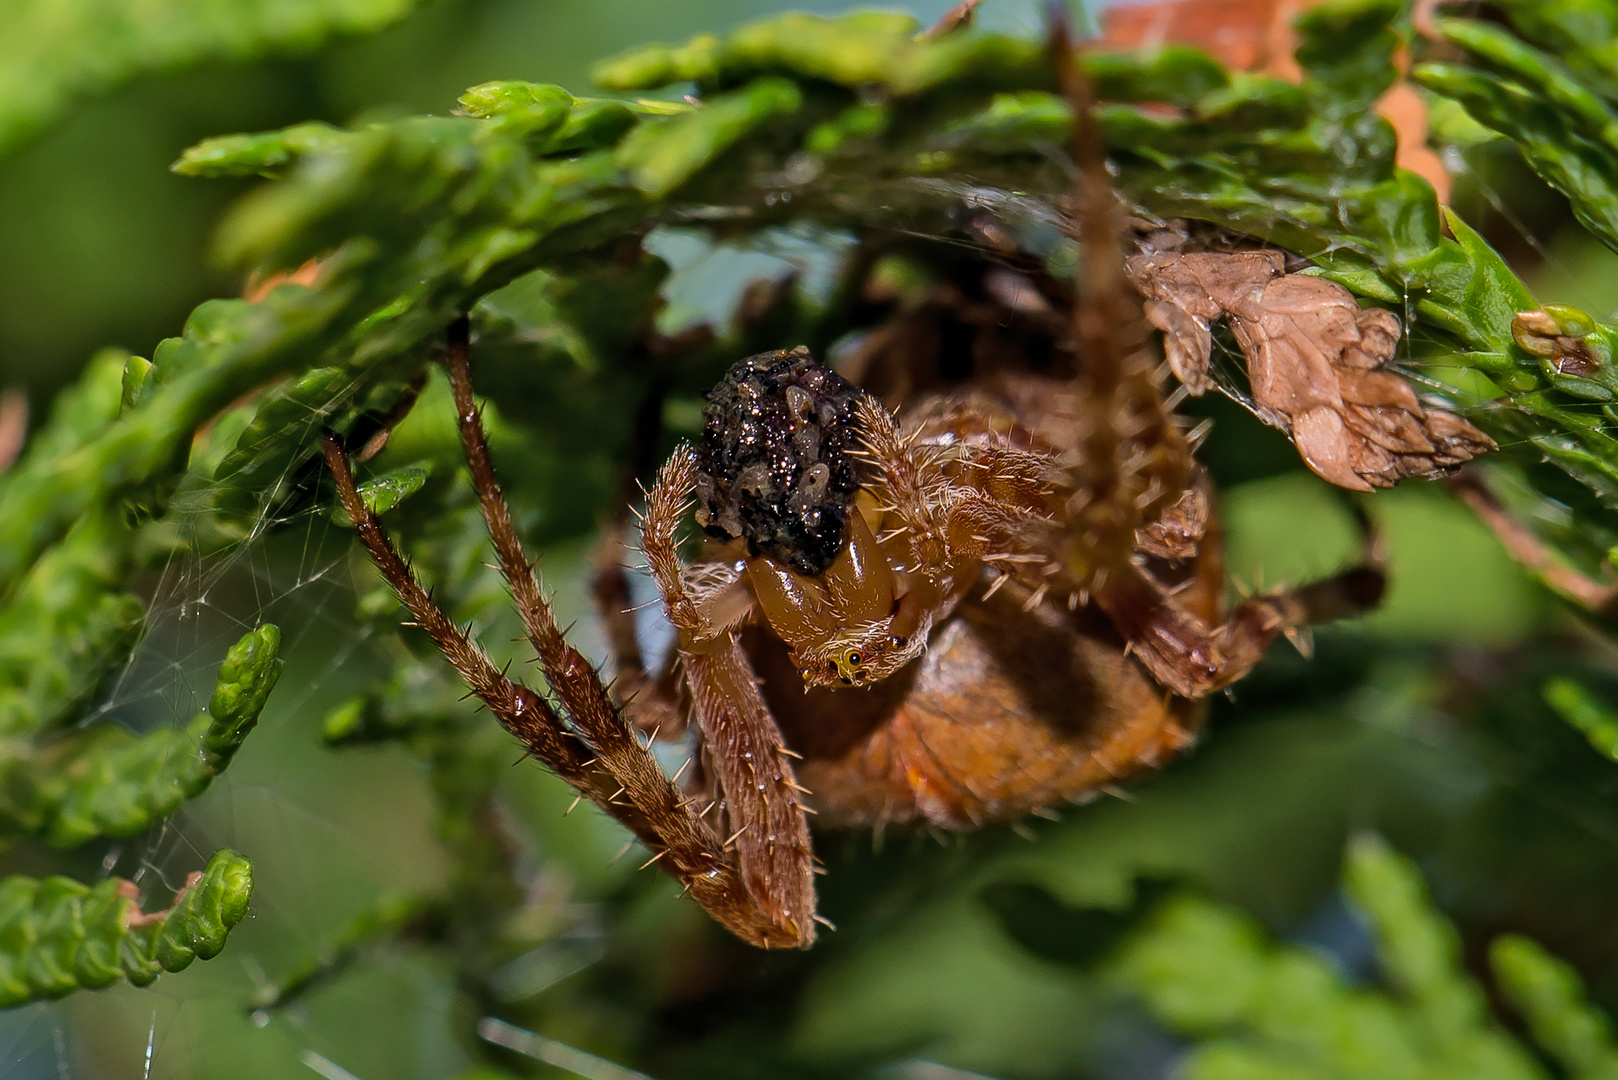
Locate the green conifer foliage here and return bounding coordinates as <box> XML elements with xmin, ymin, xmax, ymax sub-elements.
<box><xmin>0</xmin><ymin>0</ymin><xmax>425</xmax><ymax>157</ymax></box>
<box><xmin>13</xmin><ymin>6</ymin><xmax>1618</xmax><ymax>1074</ymax></box>
<box><xmin>1111</xmin><ymin>836</ymin><xmax>1605</xmax><ymax>1080</ymax></box>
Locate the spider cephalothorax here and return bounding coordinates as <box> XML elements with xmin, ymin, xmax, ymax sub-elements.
<box><xmin>683</xmin><ymin>346</ymin><xmax>930</xmax><ymax>689</ymax></box>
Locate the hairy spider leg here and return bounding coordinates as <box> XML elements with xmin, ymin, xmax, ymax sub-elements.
<box><xmin>1049</xmin><ymin>24</ymin><xmax>1387</xmax><ymax>696</ymax></box>
<box><xmin>852</xmin><ymin>397</ymin><xmax>1070</xmax><ymax>619</ymax></box>
<box><xmin>323</xmin><ymin>323</ymin><xmax>808</xmax><ymax>949</ymax></box>
<box><xmin>444</xmin><ymin>325</ymin><xmax>817</xmax><ymax>947</ymax></box>
<box><xmin>1053</xmin><ymin>17</ymin><xmax>1193</xmax><ymax>591</ymax></box>
<box><xmin>1100</xmin><ymin>518</ymin><xmax>1388</xmax><ymax>698</ymax></box>
<box><xmin>640</xmin><ymin>445</ymin><xmax>818</xmax><ymax>945</ymax></box>
<box><xmin>322</xmin><ymin>431</ymin><xmax>618</xmax><ymax>808</ymax></box>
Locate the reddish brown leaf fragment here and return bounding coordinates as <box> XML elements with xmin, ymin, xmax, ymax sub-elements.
<box><xmin>0</xmin><ymin>389</ymin><xmax>26</xmax><ymax>474</ymax></box>
<box><xmin>1126</xmin><ymin>250</ymin><xmax>1494</xmax><ymax>491</ymax></box>
<box><xmin>242</xmin><ymin>256</ymin><xmax>324</xmax><ymax>303</ymax></box>
<box><xmin>1101</xmin><ymin>0</ymin><xmax>1285</xmax><ymax>71</ymax></box>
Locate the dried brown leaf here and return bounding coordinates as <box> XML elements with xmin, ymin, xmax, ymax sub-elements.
<box><xmin>1102</xmin><ymin>0</ymin><xmax>1452</xmax><ymax>201</ymax></box>
<box><xmin>1126</xmin><ymin>250</ymin><xmax>1494</xmax><ymax>491</ymax></box>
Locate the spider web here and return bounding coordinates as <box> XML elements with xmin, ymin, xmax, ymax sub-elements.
<box><xmin>0</xmin><ymin>383</ymin><xmax>436</xmax><ymax>1079</ymax></box>
<box><xmin>0</xmin><ymin>232</ymin><xmax>864</xmax><ymax>1080</ymax></box>
<box><xmin>3</xmin><ymin>1</ymin><xmax>1601</xmax><ymax>1078</ymax></box>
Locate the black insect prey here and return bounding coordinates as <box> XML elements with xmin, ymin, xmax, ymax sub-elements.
<box><xmin>693</xmin><ymin>347</ymin><xmax>863</xmax><ymax>577</ymax></box>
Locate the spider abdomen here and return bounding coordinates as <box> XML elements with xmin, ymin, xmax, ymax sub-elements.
<box><xmin>694</xmin><ymin>347</ymin><xmax>863</xmax><ymax>577</ymax></box>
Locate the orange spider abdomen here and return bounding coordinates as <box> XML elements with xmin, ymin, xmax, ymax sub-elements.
<box><xmin>756</xmin><ymin>584</ymin><xmax>1202</xmax><ymax>829</ymax></box>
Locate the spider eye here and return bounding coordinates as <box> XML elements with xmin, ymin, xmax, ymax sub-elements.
<box><xmin>846</xmin><ymin>651</ymin><xmax>862</xmax><ymax>667</ymax></box>
<box><xmin>888</xmin><ymin>635</ymin><xmax>906</xmax><ymax>648</ymax></box>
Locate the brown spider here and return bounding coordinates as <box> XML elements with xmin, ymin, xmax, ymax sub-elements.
<box><xmin>318</xmin><ymin>37</ymin><xmax>1489</xmax><ymax>949</ymax></box>
<box><xmin>321</xmin><ymin>282</ymin><xmax>1381</xmax><ymax>949</ymax></box>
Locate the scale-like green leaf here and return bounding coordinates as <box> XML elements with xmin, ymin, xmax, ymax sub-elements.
<box><xmin>1492</xmin><ymin>934</ymin><xmax>1618</xmax><ymax>1080</ymax></box>
<box><xmin>0</xmin><ymin>626</ymin><xmax>281</xmax><ymax>847</ymax></box>
<box><xmin>1112</xmin><ymin>836</ymin><xmax>1557</xmax><ymax>1080</ymax></box>
<box><xmin>0</xmin><ymin>849</ymin><xmax>251</xmax><ymax>1007</ymax></box>
<box><xmin>0</xmin><ymin>0</ymin><xmax>422</xmax><ymax>158</ymax></box>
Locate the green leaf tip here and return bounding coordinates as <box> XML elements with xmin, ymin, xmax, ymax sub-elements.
<box><xmin>1491</xmin><ymin>934</ymin><xmax>1618</xmax><ymax>1079</ymax></box>
<box><xmin>592</xmin><ymin>13</ymin><xmax>921</xmax><ymax>92</ymax></box>
<box><xmin>1344</xmin><ymin>832</ymin><xmax>1487</xmax><ymax>1039</ymax></box>
<box><xmin>458</xmin><ymin>80</ymin><xmax>573</xmax><ymax>119</ymax></box>
<box><xmin>117</xmin><ymin>356</ymin><xmax>153</xmax><ymax>417</ymax></box>
<box><xmin>724</xmin><ymin>11</ymin><xmax>920</xmax><ymax>89</ymax></box>
<box><xmin>2</xmin><ymin>625</ymin><xmax>282</xmax><ymax>849</ymax></box>
<box><xmin>331</xmin><ymin>461</ymin><xmax>434</xmax><ymax>528</ymax></box>
<box><xmin>342</xmin><ymin>85</ymin><xmax>641</xmax><ymax>164</ymax></box>
<box><xmin>615</xmin><ymin>77</ymin><xmax>803</xmax><ymax>197</ymax></box>
<box><xmin>1542</xmin><ymin>677</ymin><xmax>1618</xmax><ymax>762</ymax></box>
<box><xmin>205</xmin><ymin>624</ymin><xmax>283</xmax><ymax>764</ymax></box>
<box><xmin>0</xmin><ymin>848</ymin><xmax>251</xmax><ymax>1008</ymax></box>
<box><xmin>172</xmin><ymin>123</ymin><xmax>348</xmax><ymax>179</ymax></box>
<box><xmin>591</xmin><ymin>32</ymin><xmax>723</xmax><ymax>91</ymax></box>
<box><xmin>156</xmin><ymin>849</ymin><xmax>253</xmax><ymax>969</ymax></box>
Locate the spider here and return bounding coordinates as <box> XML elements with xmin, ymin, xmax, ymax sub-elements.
<box><xmin>318</xmin><ymin>40</ymin><xmax>1462</xmax><ymax>949</ymax></box>
<box><xmin>321</xmin><ymin>295</ymin><xmax>1382</xmax><ymax>948</ymax></box>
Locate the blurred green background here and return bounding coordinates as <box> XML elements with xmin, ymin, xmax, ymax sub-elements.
<box><xmin>8</xmin><ymin>2</ymin><xmax>1618</xmax><ymax>1079</ymax></box>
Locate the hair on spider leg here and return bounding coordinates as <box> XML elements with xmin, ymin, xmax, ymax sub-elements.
<box><xmin>1283</xmin><ymin>626</ymin><xmax>1316</xmax><ymax>659</ymax></box>
<box><xmin>981</xmin><ymin>572</ymin><xmax>1011</xmax><ymax>601</ymax></box>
